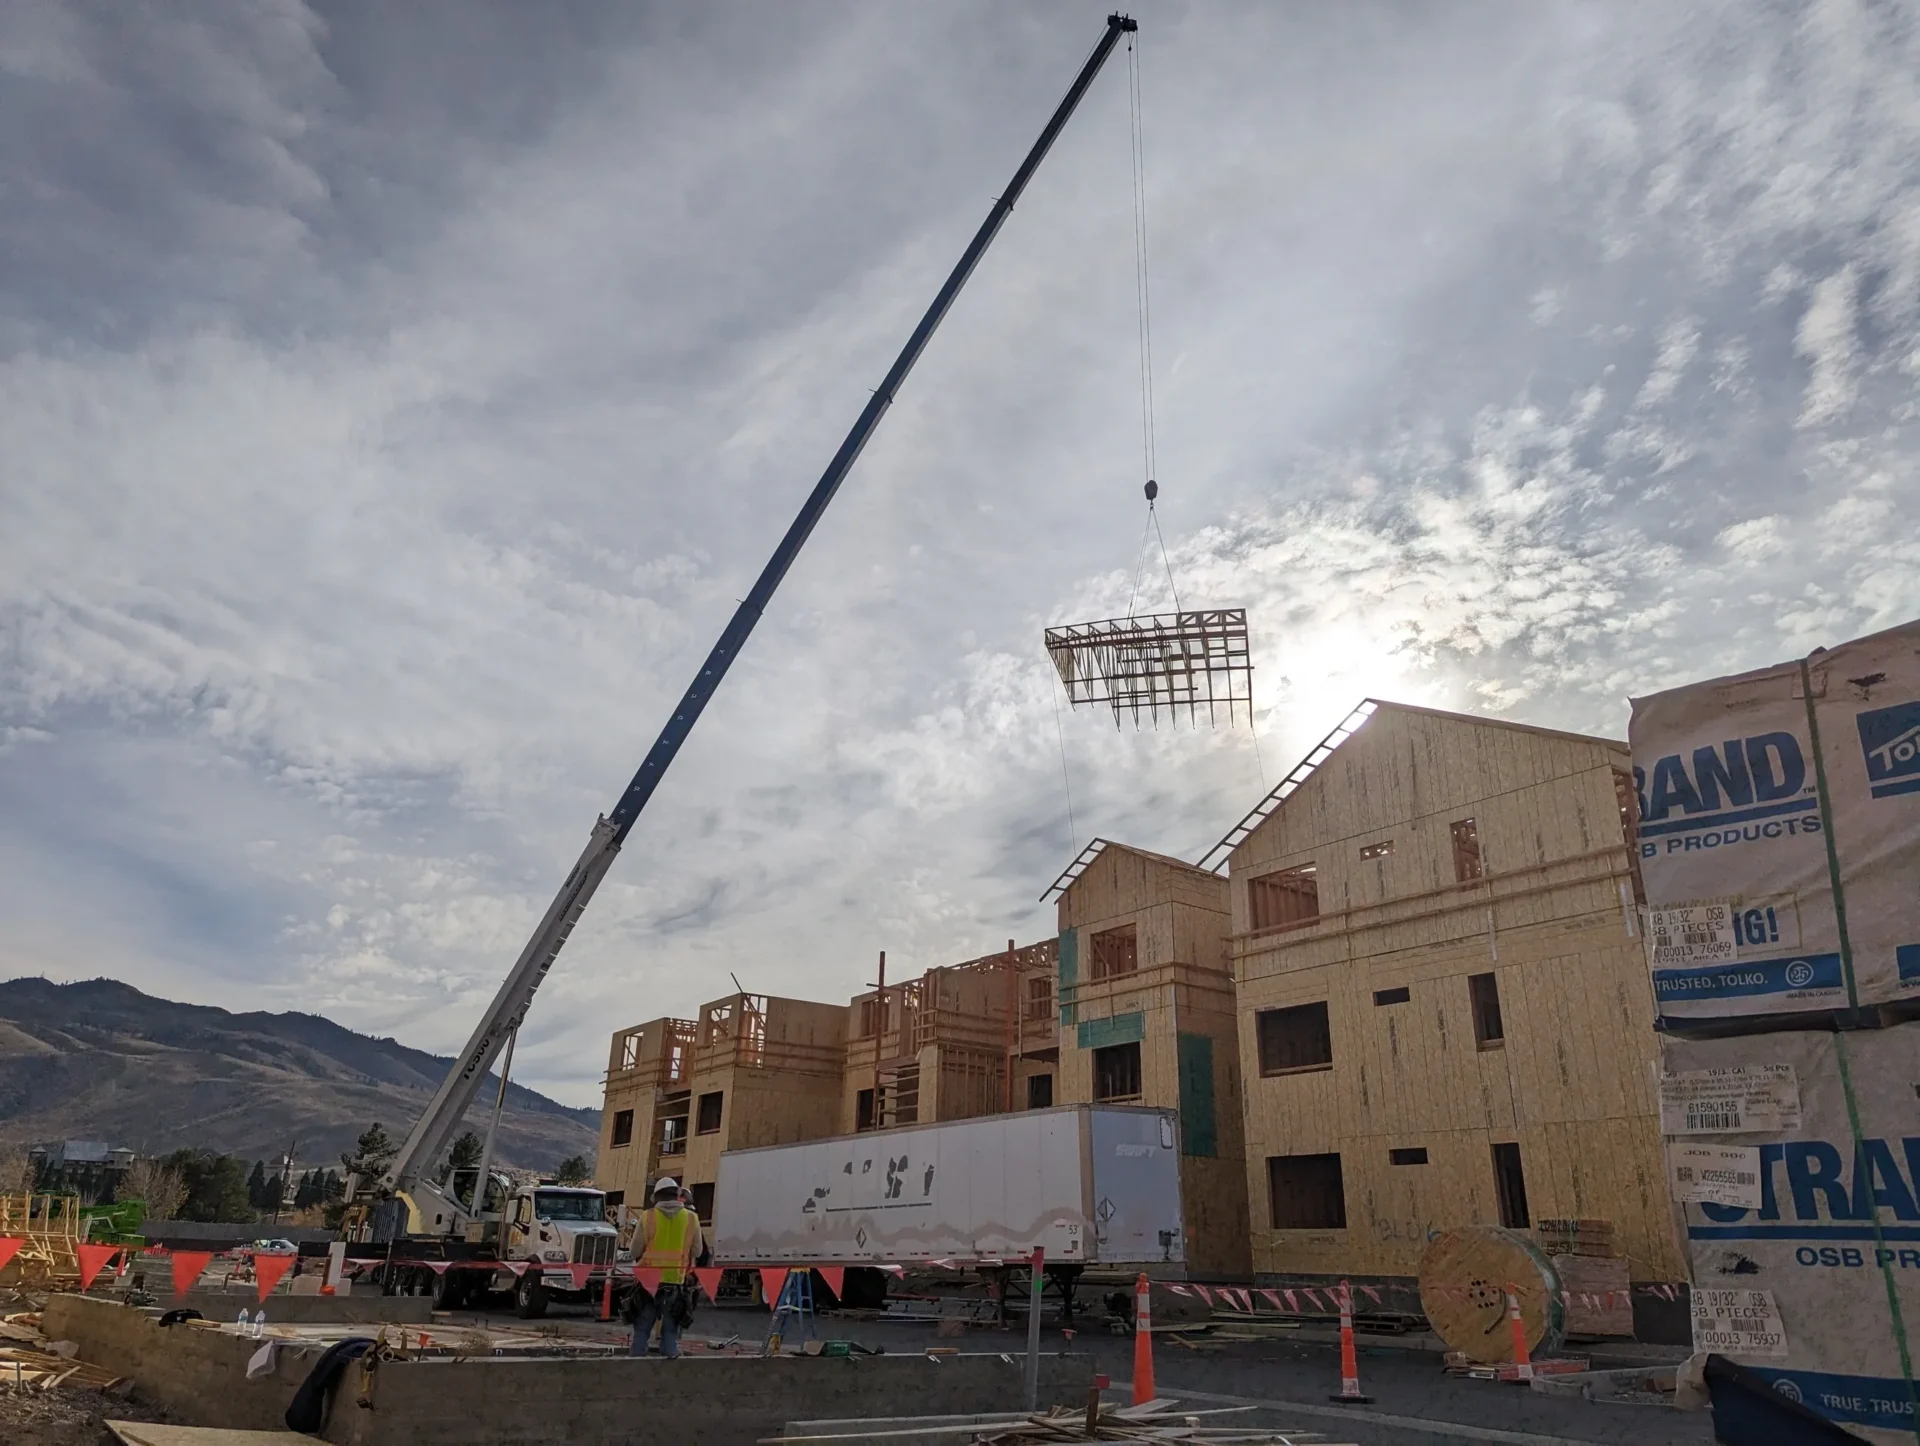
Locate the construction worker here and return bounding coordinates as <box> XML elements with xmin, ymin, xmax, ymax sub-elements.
<box><xmin>626</xmin><ymin>1175</ymin><xmax>702</xmax><ymax>1357</ymax></box>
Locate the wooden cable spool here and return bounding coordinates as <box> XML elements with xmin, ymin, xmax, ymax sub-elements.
<box><xmin>1418</xmin><ymin>1225</ymin><xmax>1565</xmax><ymax>1363</ymax></box>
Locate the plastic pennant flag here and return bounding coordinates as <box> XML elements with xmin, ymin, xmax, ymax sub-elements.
<box><xmin>1258</xmin><ymin>1289</ymin><xmax>1284</xmax><ymax>1311</ymax></box>
<box><xmin>1232</xmin><ymin>1288</ymin><xmax>1255</xmax><ymax>1313</ymax></box>
<box><xmin>880</xmin><ymin>1265</ymin><xmax>906</xmax><ymax>1278</ymax></box>
<box><xmin>1359</xmin><ymin>1285</ymin><xmax>1383</xmax><ymax>1305</ymax></box>
<box><xmin>634</xmin><ymin>1267</ymin><xmax>664</xmax><ymax>1296</ymax></box>
<box><xmin>253</xmin><ymin>1252</ymin><xmax>297</xmax><ymax>1302</ymax></box>
<box><xmin>1300</xmin><ymin>1287</ymin><xmax>1324</xmax><ymax>1311</ymax></box>
<box><xmin>693</xmin><ymin>1267</ymin><xmax>725</xmax><ymax>1301</ymax></box>
<box><xmin>501</xmin><ymin>1260</ymin><xmax>529</xmax><ymax>1278</ymax></box>
<box><xmin>76</xmin><ymin>1244</ymin><xmax>119</xmax><ymax>1290</ymax></box>
<box><xmin>0</xmin><ymin>1239</ymin><xmax>22</xmax><ymax>1275</ymax></box>
<box><xmin>424</xmin><ymin>1260</ymin><xmax>451</xmax><ymax>1275</ymax></box>
<box><xmin>1191</xmin><ymin>1284</ymin><xmax>1212</xmax><ymax>1306</ymax></box>
<box><xmin>170</xmin><ymin>1250</ymin><xmax>215</xmax><ymax>1297</ymax></box>
<box><xmin>1282</xmin><ymin>1289</ymin><xmax>1298</xmax><ymax>1312</ymax></box>
<box><xmin>815</xmin><ymin>1266</ymin><xmax>846</xmax><ymax>1301</ymax></box>
<box><xmin>567</xmin><ymin>1264</ymin><xmax>594</xmax><ymax>1292</ymax></box>
<box><xmin>759</xmin><ymin>1267</ymin><xmax>790</xmax><ymax>1308</ymax></box>
<box><xmin>1166</xmin><ymin>1284</ymin><xmax>1192</xmax><ymax>1297</ymax></box>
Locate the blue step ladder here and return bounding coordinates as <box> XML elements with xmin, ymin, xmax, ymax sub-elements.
<box><xmin>764</xmin><ymin>1270</ymin><xmax>815</xmax><ymax>1354</ymax></box>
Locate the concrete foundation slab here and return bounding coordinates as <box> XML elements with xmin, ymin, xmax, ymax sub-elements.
<box><xmin>160</xmin><ymin>1292</ymin><xmax>433</xmax><ymax>1324</ymax></box>
<box><xmin>48</xmin><ymin>1295</ymin><xmax>1095</xmax><ymax>1446</ymax></box>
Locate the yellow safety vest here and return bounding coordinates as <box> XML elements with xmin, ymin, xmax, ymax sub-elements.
<box><xmin>638</xmin><ymin>1207</ymin><xmax>701</xmax><ymax>1283</ymax></box>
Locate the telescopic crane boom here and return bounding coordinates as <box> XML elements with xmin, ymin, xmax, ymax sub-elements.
<box><xmin>382</xmin><ymin>12</ymin><xmax>1139</xmax><ymax>1197</ymax></box>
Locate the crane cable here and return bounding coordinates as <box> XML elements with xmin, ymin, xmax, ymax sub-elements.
<box><xmin>1123</xmin><ymin>33</ymin><xmax>1180</xmax><ymax>620</ymax></box>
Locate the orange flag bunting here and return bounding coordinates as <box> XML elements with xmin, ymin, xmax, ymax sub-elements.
<box><xmin>567</xmin><ymin>1265</ymin><xmax>594</xmax><ymax>1292</ymax></box>
<box><xmin>759</xmin><ymin>1267</ymin><xmax>790</xmax><ymax>1308</ymax></box>
<box><xmin>814</xmin><ymin>1266</ymin><xmax>845</xmax><ymax>1301</ymax></box>
<box><xmin>253</xmin><ymin>1252</ymin><xmax>297</xmax><ymax>1302</ymax></box>
<box><xmin>693</xmin><ymin>1267</ymin><xmax>725</xmax><ymax>1301</ymax></box>
<box><xmin>633</xmin><ymin>1267</ymin><xmax>663</xmax><ymax>1296</ymax></box>
<box><xmin>0</xmin><ymin>1239</ymin><xmax>21</xmax><ymax>1275</ymax></box>
<box><xmin>76</xmin><ymin>1244</ymin><xmax>119</xmax><ymax>1290</ymax></box>
<box><xmin>171</xmin><ymin>1250</ymin><xmax>215</xmax><ymax>1297</ymax></box>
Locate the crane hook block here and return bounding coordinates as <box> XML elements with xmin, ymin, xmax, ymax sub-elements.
<box><xmin>1144</xmin><ymin>479</ymin><xmax>1158</xmax><ymax>503</ymax></box>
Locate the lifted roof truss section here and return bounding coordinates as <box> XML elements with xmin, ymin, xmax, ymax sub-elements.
<box><xmin>1046</xmin><ymin>609</ymin><xmax>1252</xmax><ymax>729</ymax></box>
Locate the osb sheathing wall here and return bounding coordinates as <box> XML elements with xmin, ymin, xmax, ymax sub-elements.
<box><xmin>1230</xmin><ymin>703</ymin><xmax>1684</xmax><ymax>1282</ymax></box>
<box><xmin>598</xmin><ymin>1018</ymin><xmax>683</xmax><ymax>1204</ymax></box>
<box><xmin>1056</xmin><ymin>845</ymin><xmax>1251</xmax><ymax>1279</ymax></box>
<box><xmin>678</xmin><ymin>995</ymin><xmax>847</xmax><ymax>1211</ymax></box>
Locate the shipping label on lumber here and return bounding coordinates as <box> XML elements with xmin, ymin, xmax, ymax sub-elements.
<box><xmin>1691</xmin><ymin>1288</ymin><xmax>1789</xmax><ymax>1357</ymax></box>
<box><xmin>1658</xmin><ymin>1065</ymin><xmax>1802</xmax><ymax>1134</ymax></box>
<box><xmin>1629</xmin><ymin>618</ymin><xmax>1920</xmax><ymax>1019</ymax></box>
<box><xmin>1668</xmin><ymin>1143</ymin><xmax>1763</xmax><ymax>1208</ymax></box>
<box><xmin>1667</xmin><ymin>1026</ymin><xmax>1920</xmax><ymax>1443</ymax></box>
<box><xmin>1645</xmin><ymin>902</ymin><xmax>1737</xmax><ymax>968</ymax></box>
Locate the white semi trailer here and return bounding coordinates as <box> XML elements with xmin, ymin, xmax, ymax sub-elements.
<box><xmin>712</xmin><ymin>1104</ymin><xmax>1184</xmax><ymax>1267</ymax></box>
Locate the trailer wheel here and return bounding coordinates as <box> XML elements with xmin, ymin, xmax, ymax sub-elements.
<box><xmin>514</xmin><ymin>1271</ymin><xmax>547</xmax><ymax>1319</ymax></box>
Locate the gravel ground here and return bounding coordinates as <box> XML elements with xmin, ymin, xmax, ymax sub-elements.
<box><xmin>0</xmin><ymin>1382</ymin><xmax>172</xmax><ymax>1446</ymax></box>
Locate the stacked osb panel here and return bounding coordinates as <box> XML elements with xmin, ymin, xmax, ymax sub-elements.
<box><xmin>1231</xmin><ymin>701</ymin><xmax>1683</xmax><ymax>1284</ymax></box>
<box><xmin>841</xmin><ymin>941</ymin><xmax>1060</xmax><ymax>1134</ymax></box>
<box><xmin>677</xmin><ymin>993</ymin><xmax>848</xmax><ymax>1216</ymax></box>
<box><xmin>1054</xmin><ymin>843</ymin><xmax>1249</xmax><ymax>1279</ymax></box>
<box><xmin>597</xmin><ymin>1017</ymin><xmax>695</xmax><ymax>1209</ymax></box>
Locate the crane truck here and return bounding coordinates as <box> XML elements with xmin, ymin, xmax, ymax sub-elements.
<box><xmin>330</xmin><ymin>14</ymin><xmax>1140</xmax><ymax>1316</ymax></box>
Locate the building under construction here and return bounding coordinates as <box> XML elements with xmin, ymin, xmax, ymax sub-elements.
<box><xmin>598</xmin><ymin>698</ymin><xmax>1681</xmax><ymax>1290</ymax></box>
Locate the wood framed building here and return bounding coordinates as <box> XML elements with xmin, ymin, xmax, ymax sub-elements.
<box><xmin>597</xmin><ymin>1016</ymin><xmax>697</xmax><ymax>1211</ymax></box>
<box><xmin>842</xmin><ymin>941</ymin><xmax>1060</xmax><ymax>1134</ymax></box>
<box><xmin>1048</xmin><ymin>841</ymin><xmax>1250</xmax><ymax>1279</ymax></box>
<box><xmin>1225</xmin><ymin>701</ymin><xmax>1682</xmax><ymax>1284</ymax></box>
<box><xmin>600</xmin><ymin>993</ymin><xmax>845</xmax><ymax>1220</ymax></box>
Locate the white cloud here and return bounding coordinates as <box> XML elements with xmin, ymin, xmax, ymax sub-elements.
<box><xmin>6</xmin><ymin>1</ymin><xmax>1920</xmax><ymax>1106</ymax></box>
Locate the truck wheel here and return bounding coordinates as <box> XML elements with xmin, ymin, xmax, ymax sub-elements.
<box><xmin>514</xmin><ymin>1271</ymin><xmax>547</xmax><ymax>1319</ymax></box>
<box><xmin>433</xmin><ymin>1268</ymin><xmax>466</xmax><ymax>1311</ymax></box>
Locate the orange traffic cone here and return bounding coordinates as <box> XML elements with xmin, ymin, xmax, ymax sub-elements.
<box><xmin>1131</xmin><ymin>1273</ymin><xmax>1155</xmax><ymax>1405</ymax></box>
<box><xmin>601</xmin><ymin>1267</ymin><xmax>615</xmax><ymax>1322</ymax></box>
<box><xmin>1328</xmin><ymin>1279</ymin><xmax>1373</xmax><ymax>1403</ymax></box>
<box><xmin>1505</xmin><ymin>1282</ymin><xmax>1534</xmax><ymax>1382</ymax></box>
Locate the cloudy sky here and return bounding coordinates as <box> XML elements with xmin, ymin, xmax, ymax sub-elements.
<box><xmin>6</xmin><ymin>1</ymin><xmax>1920</xmax><ymax>1105</ymax></box>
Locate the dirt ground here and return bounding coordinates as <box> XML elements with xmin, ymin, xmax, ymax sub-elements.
<box><xmin>0</xmin><ymin>1381</ymin><xmax>172</xmax><ymax>1446</ymax></box>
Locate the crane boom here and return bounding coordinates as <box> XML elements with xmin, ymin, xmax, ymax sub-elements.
<box><xmin>383</xmin><ymin>12</ymin><xmax>1139</xmax><ymax>1195</ymax></box>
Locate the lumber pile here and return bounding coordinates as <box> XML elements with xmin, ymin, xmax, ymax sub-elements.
<box><xmin>0</xmin><ymin>1310</ymin><xmax>123</xmax><ymax>1394</ymax></box>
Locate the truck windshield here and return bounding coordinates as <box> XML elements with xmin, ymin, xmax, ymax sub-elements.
<box><xmin>534</xmin><ymin>1191</ymin><xmax>605</xmax><ymax>1222</ymax></box>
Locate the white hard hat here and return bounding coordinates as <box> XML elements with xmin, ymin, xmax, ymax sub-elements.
<box><xmin>652</xmin><ymin>1176</ymin><xmax>680</xmax><ymax>1196</ymax></box>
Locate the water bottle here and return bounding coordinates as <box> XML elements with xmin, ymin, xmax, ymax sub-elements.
<box><xmin>237</xmin><ymin>1308</ymin><xmax>250</xmax><ymax>1333</ymax></box>
<box><xmin>253</xmin><ymin>1309</ymin><xmax>267</xmax><ymax>1337</ymax></box>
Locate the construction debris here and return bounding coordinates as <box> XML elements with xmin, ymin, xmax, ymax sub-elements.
<box><xmin>769</xmin><ymin>1399</ymin><xmax>1344</xmax><ymax>1444</ymax></box>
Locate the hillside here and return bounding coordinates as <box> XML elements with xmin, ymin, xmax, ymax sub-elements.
<box><xmin>0</xmin><ymin>977</ymin><xmax>599</xmax><ymax>1174</ymax></box>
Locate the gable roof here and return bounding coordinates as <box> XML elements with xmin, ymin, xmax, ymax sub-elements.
<box><xmin>1197</xmin><ymin>698</ymin><xmax>1624</xmax><ymax>873</ymax></box>
<box><xmin>1041</xmin><ymin>837</ymin><xmax>1221</xmax><ymax>902</ymax></box>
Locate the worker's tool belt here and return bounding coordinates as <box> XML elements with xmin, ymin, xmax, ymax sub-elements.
<box><xmin>626</xmin><ymin>1279</ymin><xmax>696</xmax><ymax>1326</ymax></box>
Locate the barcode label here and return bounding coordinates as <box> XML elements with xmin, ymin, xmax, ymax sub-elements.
<box><xmin>1685</xmin><ymin>1108</ymin><xmax>1743</xmax><ymax>1132</ymax></box>
<box><xmin>1659</xmin><ymin>1065</ymin><xmax>1801</xmax><ymax>1135</ymax></box>
<box><xmin>1692</xmin><ymin>1288</ymin><xmax>1788</xmax><ymax>1358</ymax></box>
<box><xmin>1669</xmin><ymin>1143</ymin><xmax>1763</xmax><ymax>1208</ymax></box>
<box><xmin>1646</xmin><ymin>902</ymin><xmax>1737</xmax><ymax>967</ymax></box>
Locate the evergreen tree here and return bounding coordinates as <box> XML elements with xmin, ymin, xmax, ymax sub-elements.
<box><xmin>554</xmin><ymin>1154</ymin><xmax>592</xmax><ymax>1186</ymax></box>
<box><xmin>246</xmin><ymin>1160</ymin><xmax>268</xmax><ymax>1210</ymax></box>
<box><xmin>294</xmin><ymin>1170</ymin><xmax>317</xmax><ymax>1210</ymax></box>
<box><xmin>341</xmin><ymin>1123</ymin><xmax>397</xmax><ymax>1183</ymax></box>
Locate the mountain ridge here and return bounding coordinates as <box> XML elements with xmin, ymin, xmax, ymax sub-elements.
<box><xmin>0</xmin><ymin>976</ymin><xmax>600</xmax><ymax>1173</ymax></box>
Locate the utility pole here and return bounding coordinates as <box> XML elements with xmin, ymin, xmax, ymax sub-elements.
<box><xmin>876</xmin><ymin>951</ymin><xmax>887</xmax><ymax>1129</ymax></box>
